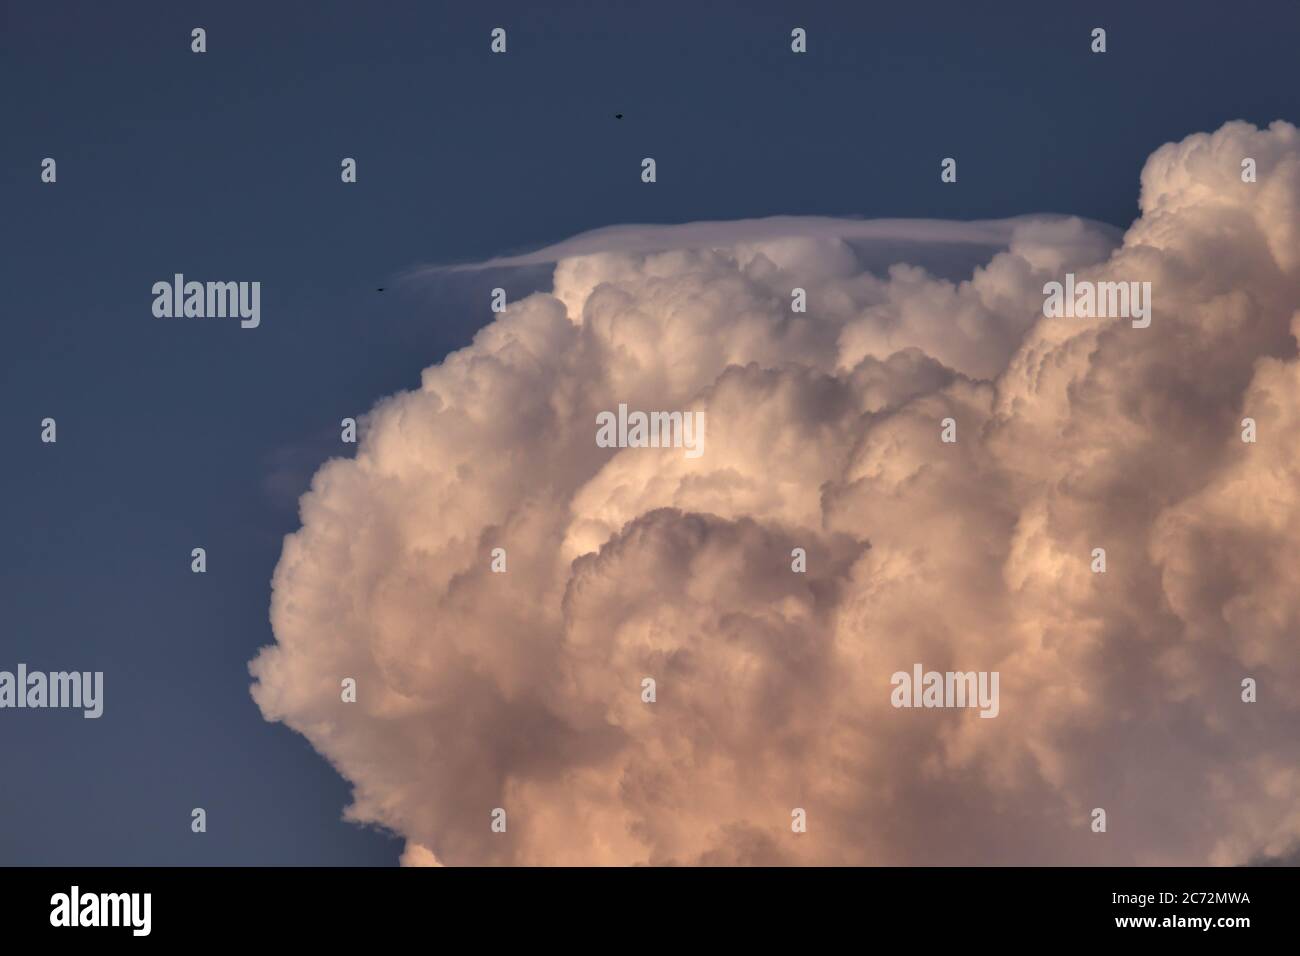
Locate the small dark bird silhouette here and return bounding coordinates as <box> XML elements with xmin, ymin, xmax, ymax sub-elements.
<box><xmin>615</xmin><ymin>113</ymin><xmax>623</xmax><ymax>120</ymax></box>
<box><xmin>377</xmin><ymin>287</ymin><xmax>385</xmax><ymax>292</ymax></box>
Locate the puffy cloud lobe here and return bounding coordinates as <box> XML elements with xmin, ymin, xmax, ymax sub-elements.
<box><xmin>250</xmin><ymin>121</ymin><xmax>1300</xmax><ymax>865</ymax></box>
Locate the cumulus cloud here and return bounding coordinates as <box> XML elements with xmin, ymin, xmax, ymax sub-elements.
<box><xmin>250</xmin><ymin>120</ymin><xmax>1300</xmax><ymax>866</ymax></box>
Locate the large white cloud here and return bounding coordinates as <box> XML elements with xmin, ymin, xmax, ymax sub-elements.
<box><xmin>251</xmin><ymin>120</ymin><xmax>1300</xmax><ymax>865</ymax></box>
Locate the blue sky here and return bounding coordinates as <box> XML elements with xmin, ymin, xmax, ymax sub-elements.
<box><xmin>2</xmin><ymin>0</ymin><xmax>1298</xmax><ymax>864</ymax></box>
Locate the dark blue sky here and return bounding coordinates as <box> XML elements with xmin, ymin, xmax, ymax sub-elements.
<box><xmin>2</xmin><ymin>0</ymin><xmax>1297</xmax><ymax>865</ymax></box>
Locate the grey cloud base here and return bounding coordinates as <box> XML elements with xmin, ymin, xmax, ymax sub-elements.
<box><xmin>249</xmin><ymin>120</ymin><xmax>1300</xmax><ymax>866</ymax></box>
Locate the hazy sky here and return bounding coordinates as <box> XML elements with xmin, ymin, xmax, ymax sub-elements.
<box><xmin>3</xmin><ymin>0</ymin><xmax>1299</xmax><ymax>865</ymax></box>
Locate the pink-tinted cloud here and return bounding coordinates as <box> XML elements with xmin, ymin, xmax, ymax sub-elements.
<box><xmin>251</xmin><ymin>120</ymin><xmax>1300</xmax><ymax>865</ymax></box>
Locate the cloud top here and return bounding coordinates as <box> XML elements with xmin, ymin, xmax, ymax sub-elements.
<box><xmin>409</xmin><ymin>213</ymin><xmax>1120</xmax><ymax>273</ymax></box>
